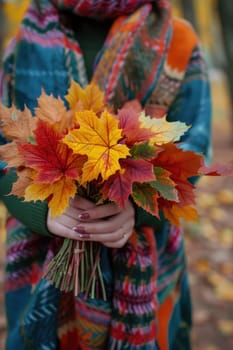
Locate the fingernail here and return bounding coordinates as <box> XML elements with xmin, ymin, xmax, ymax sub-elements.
<box><xmin>72</xmin><ymin>225</ymin><xmax>86</xmax><ymax>234</ymax></box>
<box><xmin>78</xmin><ymin>212</ymin><xmax>90</xmax><ymax>220</ymax></box>
<box><xmin>78</xmin><ymin>233</ymin><xmax>91</xmax><ymax>239</ymax></box>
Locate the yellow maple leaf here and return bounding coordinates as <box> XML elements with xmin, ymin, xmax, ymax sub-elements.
<box><xmin>63</xmin><ymin>109</ymin><xmax>130</xmax><ymax>183</ymax></box>
<box><xmin>24</xmin><ymin>177</ymin><xmax>77</xmax><ymax>217</ymax></box>
<box><xmin>139</xmin><ymin>112</ymin><xmax>190</xmax><ymax>145</ymax></box>
<box><xmin>65</xmin><ymin>80</ymin><xmax>104</xmax><ymax>113</ymax></box>
<box><xmin>80</xmin><ymin>83</ymin><xmax>104</xmax><ymax>113</ymax></box>
<box><xmin>65</xmin><ymin>80</ymin><xmax>84</xmax><ymax>110</ymax></box>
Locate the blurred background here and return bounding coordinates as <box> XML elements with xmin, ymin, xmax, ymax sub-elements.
<box><xmin>0</xmin><ymin>0</ymin><xmax>232</xmax><ymax>349</ymax></box>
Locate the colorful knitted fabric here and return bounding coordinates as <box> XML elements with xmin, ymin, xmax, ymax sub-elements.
<box><xmin>54</xmin><ymin>0</ymin><xmax>157</xmax><ymax>17</ymax></box>
<box><xmin>0</xmin><ymin>0</ymin><xmax>212</xmax><ymax>349</ymax></box>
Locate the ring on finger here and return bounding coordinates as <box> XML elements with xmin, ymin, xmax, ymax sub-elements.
<box><xmin>122</xmin><ymin>231</ymin><xmax>127</xmax><ymax>239</ymax></box>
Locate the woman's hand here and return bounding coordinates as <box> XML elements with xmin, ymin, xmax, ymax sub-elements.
<box><xmin>47</xmin><ymin>195</ymin><xmax>135</xmax><ymax>248</ymax></box>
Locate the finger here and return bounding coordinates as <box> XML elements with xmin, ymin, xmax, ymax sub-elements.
<box><xmin>76</xmin><ymin>202</ymin><xmax>135</xmax><ymax>233</ymax></box>
<box><xmin>47</xmin><ymin>219</ymin><xmax>84</xmax><ymax>240</ymax></box>
<box><xmin>47</xmin><ymin>209</ymin><xmax>83</xmax><ymax>239</ymax></box>
<box><xmin>73</xmin><ymin>214</ymin><xmax>132</xmax><ymax>235</ymax></box>
<box><xmin>70</xmin><ymin>195</ymin><xmax>96</xmax><ymax>211</ymax></box>
<box><xmin>103</xmin><ymin>230</ymin><xmax>132</xmax><ymax>248</ymax></box>
<box><xmin>51</xmin><ymin>213</ymin><xmax>79</xmax><ymax>230</ymax></box>
<box><xmin>64</xmin><ymin>206</ymin><xmax>84</xmax><ymax>220</ymax></box>
<box><xmin>78</xmin><ymin>202</ymin><xmax>122</xmax><ymax>221</ymax></box>
<box><xmin>74</xmin><ymin>223</ymin><xmax>133</xmax><ymax>243</ymax></box>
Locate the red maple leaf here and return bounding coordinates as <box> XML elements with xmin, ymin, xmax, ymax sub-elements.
<box><xmin>199</xmin><ymin>163</ymin><xmax>233</xmax><ymax>176</ymax></box>
<box><xmin>117</xmin><ymin>107</ymin><xmax>155</xmax><ymax>146</ymax></box>
<box><xmin>17</xmin><ymin>120</ymin><xmax>86</xmax><ymax>183</ymax></box>
<box><xmin>152</xmin><ymin>142</ymin><xmax>203</xmax><ymax>180</ymax></box>
<box><xmin>152</xmin><ymin>143</ymin><xmax>202</xmax><ymax>204</ymax></box>
<box><xmin>101</xmin><ymin>158</ymin><xmax>155</xmax><ymax>207</ymax></box>
<box><xmin>152</xmin><ymin>143</ymin><xmax>203</xmax><ymax>224</ymax></box>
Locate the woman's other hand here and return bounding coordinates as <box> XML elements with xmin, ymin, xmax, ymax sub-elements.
<box><xmin>47</xmin><ymin>195</ymin><xmax>135</xmax><ymax>248</ymax></box>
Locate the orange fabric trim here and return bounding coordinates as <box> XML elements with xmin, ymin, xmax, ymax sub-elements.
<box><xmin>166</xmin><ymin>18</ymin><xmax>199</xmax><ymax>72</ymax></box>
<box><xmin>157</xmin><ymin>295</ymin><xmax>173</xmax><ymax>350</ymax></box>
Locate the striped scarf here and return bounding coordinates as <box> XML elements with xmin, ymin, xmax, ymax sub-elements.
<box><xmin>1</xmin><ymin>0</ymin><xmax>200</xmax><ymax>349</ymax></box>
<box><xmin>53</xmin><ymin>0</ymin><xmax>158</xmax><ymax>17</ymax></box>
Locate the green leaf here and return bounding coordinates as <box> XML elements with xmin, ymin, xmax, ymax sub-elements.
<box><xmin>132</xmin><ymin>182</ymin><xmax>159</xmax><ymax>217</ymax></box>
<box><xmin>130</xmin><ymin>141</ymin><xmax>156</xmax><ymax>159</ymax></box>
<box><xmin>150</xmin><ymin>167</ymin><xmax>178</xmax><ymax>201</ymax></box>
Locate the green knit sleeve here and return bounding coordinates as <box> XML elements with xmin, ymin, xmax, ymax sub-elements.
<box><xmin>0</xmin><ymin>171</ymin><xmax>52</xmax><ymax>236</ymax></box>
<box><xmin>134</xmin><ymin>205</ymin><xmax>164</xmax><ymax>231</ymax></box>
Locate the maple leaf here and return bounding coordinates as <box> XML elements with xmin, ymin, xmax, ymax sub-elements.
<box><xmin>199</xmin><ymin>163</ymin><xmax>233</xmax><ymax>176</ymax></box>
<box><xmin>121</xmin><ymin>99</ymin><xmax>142</xmax><ymax>113</ymax></box>
<box><xmin>0</xmin><ymin>104</ymin><xmax>37</xmax><ymax>141</ymax></box>
<box><xmin>132</xmin><ymin>182</ymin><xmax>160</xmax><ymax>217</ymax></box>
<box><xmin>139</xmin><ymin>112</ymin><xmax>190</xmax><ymax>145</ymax></box>
<box><xmin>65</xmin><ymin>80</ymin><xmax>84</xmax><ymax>110</ymax></box>
<box><xmin>24</xmin><ymin>177</ymin><xmax>77</xmax><ymax>217</ymax></box>
<box><xmin>10</xmin><ymin>168</ymin><xmax>34</xmax><ymax>198</ymax></box>
<box><xmin>152</xmin><ymin>143</ymin><xmax>203</xmax><ymax>180</ymax></box>
<box><xmin>175</xmin><ymin>179</ymin><xmax>196</xmax><ymax>206</ymax></box>
<box><xmin>101</xmin><ymin>158</ymin><xmax>156</xmax><ymax>207</ymax></box>
<box><xmin>17</xmin><ymin>120</ymin><xmax>86</xmax><ymax>183</ymax></box>
<box><xmin>0</xmin><ymin>104</ymin><xmax>38</xmax><ymax>169</ymax></box>
<box><xmin>63</xmin><ymin>109</ymin><xmax>130</xmax><ymax>183</ymax></box>
<box><xmin>0</xmin><ymin>141</ymin><xmax>24</xmax><ymax>168</ymax></box>
<box><xmin>150</xmin><ymin>143</ymin><xmax>203</xmax><ymax>225</ymax></box>
<box><xmin>151</xmin><ymin>167</ymin><xmax>178</xmax><ymax>201</ymax></box>
<box><xmin>35</xmin><ymin>90</ymin><xmax>73</xmax><ymax>133</ymax></box>
<box><xmin>80</xmin><ymin>83</ymin><xmax>104</xmax><ymax>113</ymax></box>
<box><xmin>130</xmin><ymin>141</ymin><xmax>156</xmax><ymax>160</ymax></box>
<box><xmin>65</xmin><ymin>80</ymin><xmax>104</xmax><ymax>113</ymax></box>
<box><xmin>117</xmin><ymin>107</ymin><xmax>156</xmax><ymax>146</ymax></box>
<box><xmin>162</xmin><ymin>203</ymin><xmax>199</xmax><ymax>227</ymax></box>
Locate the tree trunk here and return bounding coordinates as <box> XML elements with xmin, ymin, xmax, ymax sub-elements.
<box><xmin>217</xmin><ymin>0</ymin><xmax>233</xmax><ymax>136</ymax></box>
<box><xmin>180</xmin><ymin>0</ymin><xmax>198</xmax><ymax>33</ymax></box>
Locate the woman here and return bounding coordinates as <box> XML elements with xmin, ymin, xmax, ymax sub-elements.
<box><xmin>0</xmin><ymin>0</ymin><xmax>212</xmax><ymax>349</ymax></box>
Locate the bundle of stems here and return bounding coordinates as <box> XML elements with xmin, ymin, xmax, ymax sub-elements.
<box><xmin>45</xmin><ymin>238</ymin><xmax>107</xmax><ymax>300</ymax></box>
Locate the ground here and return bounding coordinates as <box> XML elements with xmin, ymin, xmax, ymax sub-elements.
<box><xmin>0</xmin><ymin>71</ymin><xmax>232</xmax><ymax>350</ymax></box>
<box><xmin>186</xmin><ymin>71</ymin><xmax>233</xmax><ymax>350</ymax></box>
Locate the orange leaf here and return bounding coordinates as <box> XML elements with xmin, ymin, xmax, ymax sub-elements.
<box><xmin>24</xmin><ymin>177</ymin><xmax>77</xmax><ymax>217</ymax></box>
<box><xmin>10</xmin><ymin>168</ymin><xmax>34</xmax><ymax>198</ymax></box>
<box><xmin>35</xmin><ymin>90</ymin><xmax>73</xmax><ymax>132</ymax></box>
<box><xmin>153</xmin><ymin>142</ymin><xmax>203</xmax><ymax>180</ymax></box>
<box><xmin>153</xmin><ymin>143</ymin><xmax>202</xmax><ymax>208</ymax></box>
<box><xmin>162</xmin><ymin>204</ymin><xmax>198</xmax><ymax>227</ymax></box>
<box><xmin>0</xmin><ymin>103</ymin><xmax>37</xmax><ymax>141</ymax></box>
<box><xmin>0</xmin><ymin>141</ymin><xmax>24</xmax><ymax>168</ymax></box>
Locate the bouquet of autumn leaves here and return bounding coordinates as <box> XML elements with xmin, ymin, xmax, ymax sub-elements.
<box><xmin>0</xmin><ymin>81</ymin><xmax>227</xmax><ymax>298</ymax></box>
